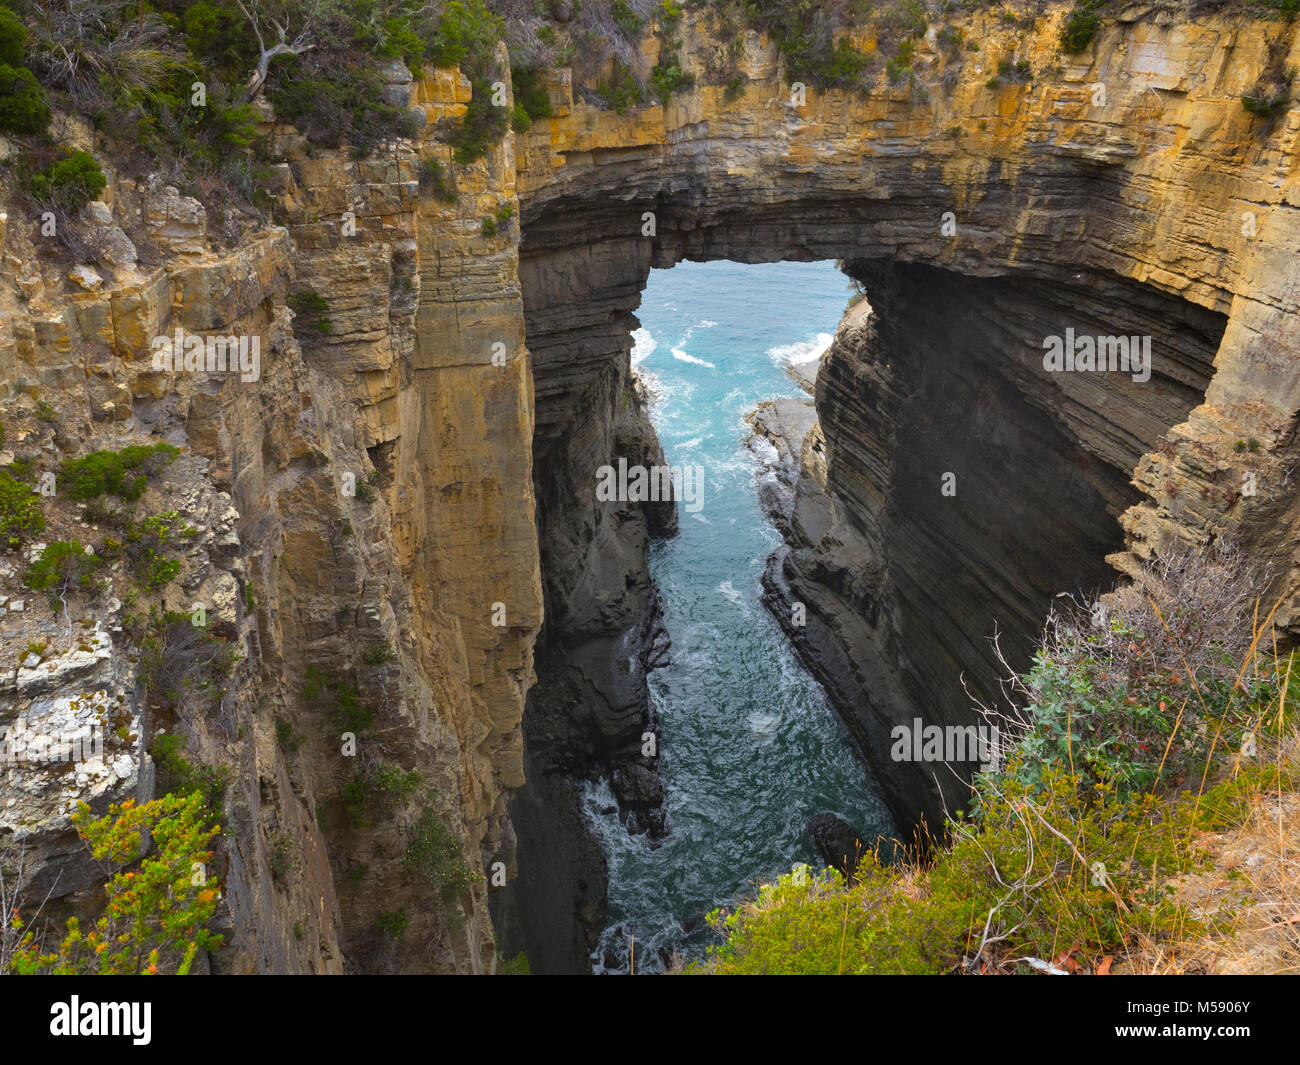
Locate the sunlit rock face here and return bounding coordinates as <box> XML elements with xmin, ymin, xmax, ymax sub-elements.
<box><xmin>5</xmin><ymin>5</ymin><xmax>1300</xmax><ymax>973</ymax></box>
<box><xmin>505</xmin><ymin>7</ymin><xmax>1300</xmax><ymax>954</ymax></box>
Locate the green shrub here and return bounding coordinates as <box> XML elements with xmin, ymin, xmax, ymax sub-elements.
<box><xmin>0</xmin><ymin>62</ymin><xmax>50</xmax><ymax>134</ymax></box>
<box><xmin>123</xmin><ymin>510</ymin><xmax>193</xmax><ymax>591</ymax></box>
<box><xmin>302</xmin><ymin>666</ymin><xmax>371</xmax><ymax>735</ymax></box>
<box><xmin>700</xmin><ymin>761</ymin><xmax>1230</xmax><ymax>974</ymax></box>
<box><xmin>287</xmin><ymin>290</ymin><xmax>333</xmax><ymax>334</ymax></box>
<box><xmin>740</xmin><ymin>0</ymin><xmax>872</xmax><ymax>88</ymax></box>
<box><xmin>445</xmin><ymin>77</ymin><xmax>509</xmax><ymax>162</ymax></box>
<box><xmin>1059</xmin><ymin>3</ymin><xmax>1103</xmax><ymax>54</ymax></box>
<box><xmin>376</xmin><ymin>908</ymin><xmax>409</xmax><ymax>939</ymax></box>
<box><xmin>651</xmin><ymin>51</ymin><xmax>693</xmax><ymax>101</ymax></box>
<box><xmin>148</xmin><ymin>733</ymin><xmax>228</xmax><ymax>818</ymax></box>
<box><xmin>879</xmin><ymin>0</ymin><xmax>928</xmax><ymax>40</ymax></box>
<box><xmin>613</xmin><ymin>0</ymin><xmax>644</xmax><ymax>38</ymax></box>
<box><xmin>23</xmin><ymin>148</ymin><xmax>106</xmax><ymax>212</ymax></box>
<box><xmin>404</xmin><ymin>807</ymin><xmax>480</xmax><ymax>892</ymax></box>
<box><xmin>275</xmin><ymin>716</ymin><xmax>304</xmax><ymax>753</ymax></box>
<box><xmin>58</xmin><ymin>443</ymin><xmax>179</xmax><ymax>501</ymax></box>
<box><xmin>0</xmin><ymin>469</ymin><xmax>44</xmax><ymax>547</ymax></box>
<box><xmin>659</xmin><ymin>0</ymin><xmax>685</xmax><ymax>32</ymax></box>
<box><xmin>372</xmin><ymin>763</ymin><xmax>422</xmax><ymax>798</ymax></box>
<box><xmin>7</xmin><ymin>793</ymin><xmax>223</xmax><ymax>975</ymax></box>
<box><xmin>886</xmin><ymin>42</ymin><xmax>915</xmax><ymax>84</ymax></box>
<box><xmin>698</xmin><ymin>544</ymin><xmax>1292</xmax><ymax>974</ymax></box>
<box><xmin>596</xmin><ymin>59</ymin><xmax>645</xmax><ymax>113</ymax></box>
<box><xmin>1242</xmin><ymin>91</ymin><xmax>1289</xmax><ymax>120</ymax></box>
<box><xmin>265</xmin><ymin>59</ymin><xmax>416</xmax><ymax>151</ymax></box>
<box><xmin>0</xmin><ymin>5</ymin><xmax>27</xmax><ymax>67</ymax></box>
<box><xmin>268</xmin><ymin>830</ymin><xmax>297</xmax><ymax>886</ymax></box>
<box><xmin>511</xmin><ymin>65</ymin><xmax>553</xmax><ymax>121</ymax></box>
<box><xmin>423</xmin><ymin>0</ymin><xmax>502</xmax><ymax>69</ymax></box>
<box><xmin>419</xmin><ymin>157</ymin><xmax>458</xmax><ymax>202</ymax></box>
<box><xmin>23</xmin><ymin>540</ymin><xmax>100</xmax><ymax>598</ymax></box>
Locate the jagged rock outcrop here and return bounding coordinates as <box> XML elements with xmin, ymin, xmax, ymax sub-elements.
<box><xmin>508</xmin><ymin>6</ymin><xmax>1300</xmax><ymax>851</ymax></box>
<box><xmin>1</xmin><ymin>63</ymin><xmax>542</xmax><ymax>974</ymax></box>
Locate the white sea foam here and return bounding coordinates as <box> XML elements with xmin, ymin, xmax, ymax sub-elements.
<box><xmin>768</xmin><ymin>332</ymin><xmax>833</xmax><ymax>367</ymax></box>
<box><xmin>700</xmin><ymin>319</ymin><xmax>718</xmax><ymax>327</ymax></box>
<box><xmin>718</xmin><ymin>580</ymin><xmax>742</xmax><ymax>605</ymax></box>
<box><xmin>671</xmin><ymin>348</ymin><xmax>716</xmax><ymax>369</ymax></box>
<box><xmin>631</xmin><ymin>326</ymin><xmax>657</xmax><ymax>366</ymax></box>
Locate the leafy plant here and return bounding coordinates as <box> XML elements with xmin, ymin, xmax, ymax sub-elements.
<box><xmin>0</xmin><ymin>469</ymin><xmax>44</xmax><ymax>547</ymax></box>
<box><xmin>23</xmin><ymin>148</ymin><xmax>106</xmax><ymax>211</ymax></box>
<box><xmin>1059</xmin><ymin>1</ymin><xmax>1104</xmax><ymax>54</ymax></box>
<box><xmin>7</xmin><ymin>794</ymin><xmax>223</xmax><ymax>975</ymax></box>
<box><xmin>419</xmin><ymin>157</ymin><xmax>458</xmax><ymax>202</ymax></box>
<box><xmin>287</xmin><ymin>289</ymin><xmax>332</xmax><ymax>334</ymax></box>
<box><xmin>376</xmin><ymin>908</ymin><xmax>408</xmax><ymax>939</ymax></box>
<box><xmin>58</xmin><ymin>443</ymin><xmax>179</xmax><ymax>502</ymax></box>
<box><xmin>149</xmin><ymin>732</ymin><xmax>228</xmax><ymax>817</ymax></box>
<box><xmin>0</xmin><ymin>61</ymin><xmax>49</xmax><ymax>134</ymax></box>
<box><xmin>302</xmin><ymin>666</ymin><xmax>371</xmax><ymax>735</ymax></box>
<box><xmin>23</xmin><ymin>540</ymin><xmax>100</xmax><ymax>600</ymax></box>
<box><xmin>404</xmin><ymin>807</ymin><xmax>480</xmax><ymax>892</ymax></box>
<box><xmin>0</xmin><ymin>5</ymin><xmax>27</xmax><ymax>67</ymax></box>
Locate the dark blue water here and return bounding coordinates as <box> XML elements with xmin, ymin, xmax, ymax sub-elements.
<box><xmin>587</xmin><ymin>260</ymin><xmax>893</xmax><ymax>973</ymax></box>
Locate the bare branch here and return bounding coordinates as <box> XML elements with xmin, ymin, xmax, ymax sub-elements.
<box><xmin>236</xmin><ymin>0</ymin><xmax>316</xmax><ymax>102</ymax></box>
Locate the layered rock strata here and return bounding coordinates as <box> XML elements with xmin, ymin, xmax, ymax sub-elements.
<box><xmin>4</xmin><ymin>5</ymin><xmax>1300</xmax><ymax>974</ymax></box>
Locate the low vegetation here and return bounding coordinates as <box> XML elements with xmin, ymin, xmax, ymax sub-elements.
<box><xmin>404</xmin><ymin>806</ymin><xmax>481</xmax><ymax>894</ymax></box>
<box><xmin>302</xmin><ymin>665</ymin><xmax>371</xmax><ymax>736</ymax></box>
<box><xmin>5</xmin><ymin>793</ymin><xmax>223</xmax><ymax>975</ymax></box>
<box><xmin>22</xmin><ymin>539</ymin><xmax>101</xmax><ymax>601</ymax></box>
<box><xmin>0</xmin><ymin>468</ymin><xmax>44</xmax><ymax>547</ymax></box>
<box><xmin>58</xmin><ymin>443</ymin><xmax>180</xmax><ymax>503</ymax></box>
<box><xmin>695</xmin><ymin>543</ymin><xmax>1299</xmax><ymax>974</ymax></box>
<box><xmin>139</xmin><ymin>611</ymin><xmax>239</xmax><ymax>716</ymax></box>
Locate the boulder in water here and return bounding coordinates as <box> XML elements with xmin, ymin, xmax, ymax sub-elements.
<box><xmin>807</xmin><ymin>812</ymin><xmax>867</xmax><ymax>881</ymax></box>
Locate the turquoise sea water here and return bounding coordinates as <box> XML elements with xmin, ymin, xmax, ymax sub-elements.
<box><xmin>587</xmin><ymin>260</ymin><xmax>893</xmax><ymax>973</ymax></box>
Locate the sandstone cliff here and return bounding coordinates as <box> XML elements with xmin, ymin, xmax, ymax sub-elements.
<box><xmin>3</xmin><ymin>2</ymin><xmax>1300</xmax><ymax>973</ymax></box>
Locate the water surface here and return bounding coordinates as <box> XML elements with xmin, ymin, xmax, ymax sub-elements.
<box><xmin>588</xmin><ymin>260</ymin><xmax>893</xmax><ymax>973</ymax></box>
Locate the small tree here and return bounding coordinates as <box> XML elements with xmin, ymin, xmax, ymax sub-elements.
<box><xmin>8</xmin><ymin>794</ymin><xmax>224</xmax><ymax>975</ymax></box>
<box><xmin>235</xmin><ymin>0</ymin><xmax>316</xmax><ymax>101</ymax></box>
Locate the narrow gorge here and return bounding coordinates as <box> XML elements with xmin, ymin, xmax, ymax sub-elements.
<box><xmin>2</xmin><ymin>2</ymin><xmax>1299</xmax><ymax>976</ymax></box>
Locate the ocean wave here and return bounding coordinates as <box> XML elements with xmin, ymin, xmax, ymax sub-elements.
<box><xmin>767</xmin><ymin>332</ymin><xmax>833</xmax><ymax>367</ymax></box>
<box><xmin>631</xmin><ymin>326</ymin><xmax>657</xmax><ymax>366</ymax></box>
<box><xmin>672</xmin><ymin>348</ymin><xmax>716</xmax><ymax>369</ymax></box>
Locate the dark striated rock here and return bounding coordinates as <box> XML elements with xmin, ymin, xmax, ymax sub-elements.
<box><xmin>808</xmin><ymin>813</ymin><xmax>868</xmax><ymax>881</ymax></box>
<box><xmin>760</xmin><ymin>262</ymin><xmax>1224</xmax><ymax>837</ymax></box>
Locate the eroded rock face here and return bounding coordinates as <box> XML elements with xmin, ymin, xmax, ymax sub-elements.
<box><xmin>4</xmin><ymin>3</ymin><xmax>1300</xmax><ymax>975</ymax></box>
<box><xmin>1</xmin><ymin>69</ymin><xmax>542</xmax><ymax>974</ymax></box>
<box><xmin>509</xmin><ymin>7</ymin><xmax>1300</xmax><ymax>867</ymax></box>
